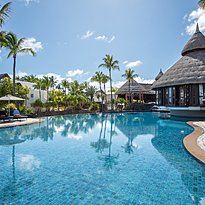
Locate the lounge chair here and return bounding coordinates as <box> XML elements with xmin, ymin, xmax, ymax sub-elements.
<box><xmin>13</xmin><ymin>110</ymin><xmax>28</xmax><ymax>120</ymax></box>
<box><xmin>0</xmin><ymin>110</ymin><xmax>13</xmax><ymax>121</ymax></box>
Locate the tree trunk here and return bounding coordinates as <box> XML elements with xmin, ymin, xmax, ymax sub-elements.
<box><xmin>13</xmin><ymin>55</ymin><xmax>16</xmax><ymax>96</ymax></box>
<box><xmin>39</xmin><ymin>89</ymin><xmax>41</xmax><ymax>101</ymax></box>
<box><xmin>129</xmin><ymin>80</ymin><xmax>131</xmax><ymax>104</ymax></box>
<box><xmin>109</xmin><ymin>69</ymin><xmax>113</xmax><ymax>110</ymax></box>
<box><xmin>100</xmin><ymin>82</ymin><xmax>103</xmax><ymax>112</ymax></box>
<box><xmin>104</xmin><ymin>83</ymin><xmax>107</xmax><ymax>110</ymax></box>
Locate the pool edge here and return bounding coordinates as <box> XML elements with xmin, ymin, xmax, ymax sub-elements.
<box><xmin>183</xmin><ymin>121</ymin><xmax>205</xmax><ymax>164</ymax></box>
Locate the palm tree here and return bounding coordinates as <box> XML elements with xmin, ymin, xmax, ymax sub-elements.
<box><xmin>199</xmin><ymin>0</ymin><xmax>205</xmax><ymax>8</ymax></box>
<box><xmin>86</xmin><ymin>85</ymin><xmax>96</xmax><ymax>102</ymax></box>
<box><xmin>3</xmin><ymin>32</ymin><xmax>36</xmax><ymax>95</ymax></box>
<box><xmin>101</xmin><ymin>74</ymin><xmax>110</xmax><ymax>108</ymax></box>
<box><xmin>61</xmin><ymin>79</ymin><xmax>70</xmax><ymax>94</ymax></box>
<box><xmin>91</xmin><ymin>71</ymin><xmax>104</xmax><ymax>111</ymax></box>
<box><xmin>0</xmin><ymin>2</ymin><xmax>11</xmax><ymax>29</ymax></box>
<box><xmin>122</xmin><ymin>68</ymin><xmax>138</xmax><ymax>103</ymax></box>
<box><xmin>33</xmin><ymin>79</ymin><xmax>43</xmax><ymax>100</ymax></box>
<box><xmin>99</xmin><ymin>54</ymin><xmax>119</xmax><ymax>110</ymax></box>
<box><xmin>49</xmin><ymin>76</ymin><xmax>57</xmax><ymax>90</ymax></box>
<box><xmin>42</xmin><ymin>76</ymin><xmax>51</xmax><ymax>101</ymax></box>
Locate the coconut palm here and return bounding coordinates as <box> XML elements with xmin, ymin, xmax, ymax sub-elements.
<box><xmin>199</xmin><ymin>0</ymin><xmax>205</xmax><ymax>8</ymax></box>
<box><xmin>33</xmin><ymin>79</ymin><xmax>44</xmax><ymax>100</ymax></box>
<box><xmin>122</xmin><ymin>68</ymin><xmax>138</xmax><ymax>103</ymax></box>
<box><xmin>3</xmin><ymin>32</ymin><xmax>36</xmax><ymax>95</ymax></box>
<box><xmin>61</xmin><ymin>79</ymin><xmax>70</xmax><ymax>94</ymax></box>
<box><xmin>86</xmin><ymin>85</ymin><xmax>96</xmax><ymax>102</ymax></box>
<box><xmin>0</xmin><ymin>2</ymin><xmax>11</xmax><ymax>29</ymax></box>
<box><xmin>49</xmin><ymin>76</ymin><xmax>57</xmax><ymax>90</ymax></box>
<box><xmin>99</xmin><ymin>54</ymin><xmax>119</xmax><ymax>110</ymax></box>
<box><xmin>42</xmin><ymin>76</ymin><xmax>51</xmax><ymax>101</ymax></box>
<box><xmin>101</xmin><ymin>74</ymin><xmax>110</xmax><ymax>108</ymax></box>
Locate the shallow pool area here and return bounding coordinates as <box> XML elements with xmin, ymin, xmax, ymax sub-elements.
<box><xmin>0</xmin><ymin>112</ymin><xmax>205</xmax><ymax>204</ymax></box>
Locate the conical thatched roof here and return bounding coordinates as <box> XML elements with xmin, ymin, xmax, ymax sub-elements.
<box><xmin>115</xmin><ymin>79</ymin><xmax>151</xmax><ymax>95</ymax></box>
<box><xmin>182</xmin><ymin>24</ymin><xmax>205</xmax><ymax>56</ymax></box>
<box><xmin>155</xmin><ymin>69</ymin><xmax>163</xmax><ymax>81</ymax></box>
<box><xmin>152</xmin><ymin>24</ymin><xmax>205</xmax><ymax>89</ymax></box>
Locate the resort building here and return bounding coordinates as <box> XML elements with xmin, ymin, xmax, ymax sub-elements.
<box><xmin>152</xmin><ymin>24</ymin><xmax>205</xmax><ymax>118</ymax></box>
<box><xmin>16</xmin><ymin>81</ymin><xmax>47</xmax><ymax>108</ymax></box>
<box><xmin>0</xmin><ymin>73</ymin><xmax>47</xmax><ymax>108</ymax></box>
<box><xmin>115</xmin><ymin>79</ymin><xmax>156</xmax><ymax>103</ymax></box>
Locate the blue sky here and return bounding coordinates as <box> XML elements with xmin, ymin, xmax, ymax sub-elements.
<box><xmin>0</xmin><ymin>0</ymin><xmax>202</xmax><ymax>87</ymax></box>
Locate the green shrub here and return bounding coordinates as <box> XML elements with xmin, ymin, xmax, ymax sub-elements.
<box><xmin>89</xmin><ymin>102</ymin><xmax>99</xmax><ymax>112</ymax></box>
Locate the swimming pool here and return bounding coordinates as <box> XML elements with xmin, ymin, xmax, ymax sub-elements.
<box><xmin>0</xmin><ymin>112</ymin><xmax>204</xmax><ymax>204</ymax></box>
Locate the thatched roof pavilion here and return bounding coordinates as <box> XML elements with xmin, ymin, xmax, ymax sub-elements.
<box><xmin>152</xmin><ymin>24</ymin><xmax>205</xmax><ymax>111</ymax></box>
<box><xmin>116</xmin><ymin>79</ymin><xmax>155</xmax><ymax>103</ymax></box>
<box><xmin>152</xmin><ymin>24</ymin><xmax>205</xmax><ymax>89</ymax></box>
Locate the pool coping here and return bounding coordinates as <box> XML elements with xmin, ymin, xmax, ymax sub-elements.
<box><xmin>0</xmin><ymin>118</ymin><xmax>45</xmax><ymax>129</ymax></box>
<box><xmin>183</xmin><ymin>121</ymin><xmax>205</xmax><ymax>164</ymax></box>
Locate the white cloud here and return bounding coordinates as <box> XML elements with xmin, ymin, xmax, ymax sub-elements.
<box><xmin>37</xmin><ymin>73</ymin><xmax>65</xmax><ymax>83</ymax></box>
<box><xmin>20</xmin><ymin>0</ymin><xmax>39</xmax><ymax>6</ymax></box>
<box><xmin>81</xmin><ymin>31</ymin><xmax>94</xmax><ymax>39</ymax></box>
<box><xmin>124</xmin><ymin>60</ymin><xmax>143</xmax><ymax>69</ymax></box>
<box><xmin>184</xmin><ymin>8</ymin><xmax>205</xmax><ymax>35</ymax></box>
<box><xmin>17</xmin><ymin>71</ymin><xmax>28</xmax><ymax>78</ymax></box>
<box><xmin>21</xmin><ymin>38</ymin><xmax>43</xmax><ymax>53</ymax></box>
<box><xmin>67</xmin><ymin>69</ymin><xmax>84</xmax><ymax>77</ymax></box>
<box><xmin>17</xmin><ymin>154</ymin><xmax>40</xmax><ymax>171</ymax></box>
<box><xmin>95</xmin><ymin>35</ymin><xmax>115</xmax><ymax>43</ymax></box>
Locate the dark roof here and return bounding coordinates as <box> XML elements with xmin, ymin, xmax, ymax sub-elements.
<box><xmin>0</xmin><ymin>73</ymin><xmax>10</xmax><ymax>80</ymax></box>
<box><xmin>155</xmin><ymin>69</ymin><xmax>163</xmax><ymax>81</ymax></box>
<box><xmin>152</xmin><ymin>24</ymin><xmax>205</xmax><ymax>89</ymax></box>
<box><xmin>182</xmin><ymin>24</ymin><xmax>205</xmax><ymax>56</ymax></box>
<box><xmin>116</xmin><ymin>79</ymin><xmax>155</xmax><ymax>95</ymax></box>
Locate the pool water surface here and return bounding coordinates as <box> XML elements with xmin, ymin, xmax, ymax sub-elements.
<box><xmin>0</xmin><ymin>112</ymin><xmax>204</xmax><ymax>205</ymax></box>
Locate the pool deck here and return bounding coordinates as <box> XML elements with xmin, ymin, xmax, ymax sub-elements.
<box><xmin>183</xmin><ymin>121</ymin><xmax>205</xmax><ymax>164</ymax></box>
<box><xmin>0</xmin><ymin>118</ymin><xmax>44</xmax><ymax>128</ymax></box>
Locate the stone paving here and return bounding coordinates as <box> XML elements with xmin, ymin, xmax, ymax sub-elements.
<box><xmin>0</xmin><ymin>118</ymin><xmax>44</xmax><ymax>128</ymax></box>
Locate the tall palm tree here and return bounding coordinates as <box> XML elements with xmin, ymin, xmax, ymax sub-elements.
<box><xmin>122</xmin><ymin>68</ymin><xmax>138</xmax><ymax>103</ymax></box>
<box><xmin>61</xmin><ymin>79</ymin><xmax>70</xmax><ymax>94</ymax></box>
<box><xmin>91</xmin><ymin>71</ymin><xmax>104</xmax><ymax>111</ymax></box>
<box><xmin>42</xmin><ymin>76</ymin><xmax>51</xmax><ymax>101</ymax></box>
<box><xmin>33</xmin><ymin>79</ymin><xmax>43</xmax><ymax>100</ymax></box>
<box><xmin>3</xmin><ymin>32</ymin><xmax>36</xmax><ymax>95</ymax></box>
<box><xmin>99</xmin><ymin>54</ymin><xmax>119</xmax><ymax>110</ymax></box>
<box><xmin>101</xmin><ymin>74</ymin><xmax>110</xmax><ymax>108</ymax></box>
<box><xmin>49</xmin><ymin>76</ymin><xmax>57</xmax><ymax>90</ymax></box>
<box><xmin>0</xmin><ymin>2</ymin><xmax>11</xmax><ymax>29</ymax></box>
<box><xmin>199</xmin><ymin>0</ymin><xmax>205</xmax><ymax>9</ymax></box>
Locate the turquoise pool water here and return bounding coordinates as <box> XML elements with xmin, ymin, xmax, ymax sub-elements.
<box><xmin>0</xmin><ymin>112</ymin><xmax>204</xmax><ymax>205</ymax></box>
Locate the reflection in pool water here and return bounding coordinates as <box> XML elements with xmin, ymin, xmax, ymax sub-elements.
<box><xmin>0</xmin><ymin>112</ymin><xmax>205</xmax><ymax>204</ymax></box>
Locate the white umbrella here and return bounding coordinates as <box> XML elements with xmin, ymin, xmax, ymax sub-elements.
<box><xmin>0</xmin><ymin>95</ymin><xmax>25</xmax><ymax>115</ymax></box>
<box><xmin>0</xmin><ymin>95</ymin><xmax>25</xmax><ymax>102</ymax></box>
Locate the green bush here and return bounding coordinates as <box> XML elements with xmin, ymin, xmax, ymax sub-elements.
<box><xmin>89</xmin><ymin>102</ymin><xmax>99</xmax><ymax>112</ymax></box>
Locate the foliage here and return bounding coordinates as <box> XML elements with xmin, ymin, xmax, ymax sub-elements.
<box><xmin>19</xmin><ymin>105</ymin><xmax>33</xmax><ymax>115</ymax></box>
<box><xmin>89</xmin><ymin>102</ymin><xmax>99</xmax><ymax>112</ymax></box>
<box><xmin>5</xmin><ymin>103</ymin><xmax>16</xmax><ymax>110</ymax></box>
<box><xmin>99</xmin><ymin>54</ymin><xmax>119</xmax><ymax>110</ymax></box>
<box><xmin>199</xmin><ymin>0</ymin><xmax>205</xmax><ymax>9</ymax></box>
<box><xmin>31</xmin><ymin>99</ymin><xmax>44</xmax><ymax>112</ymax></box>
<box><xmin>0</xmin><ymin>2</ymin><xmax>11</xmax><ymax>28</ymax></box>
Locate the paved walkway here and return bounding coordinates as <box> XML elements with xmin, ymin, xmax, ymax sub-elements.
<box><xmin>183</xmin><ymin>121</ymin><xmax>205</xmax><ymax>164</ymax></box>
<box><xmin>0</xmin><ymin>118</ymin><xmax>44</xmax><ymax>128</ymax></box>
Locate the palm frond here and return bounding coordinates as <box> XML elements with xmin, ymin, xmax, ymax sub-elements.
<box><xmin>19</xmin><ymin>48</ymin><xmax>36</xmax><ymax>56</ymax></box>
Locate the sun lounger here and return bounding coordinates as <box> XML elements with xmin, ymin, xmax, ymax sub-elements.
<box><xmin>13</xmin><ymin>110</ymin><xmax>28</xmax><ymax>120</ymax></box>
<box><xmin>0</xmin><ymin>110</ymin><xmax>13</xmax><ymax>121</ymax></box>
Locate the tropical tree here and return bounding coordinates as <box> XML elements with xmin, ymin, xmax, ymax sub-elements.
<box><xmin>199</xmin><ymin>0</ymin><xmax>205</xmax><ymax>9</ymax></box>
<box><xmin>16</xmin><ymin>74</ymin><xmax>38</xmax><ymax>83</ymax></box>
<box><xmin>61</xmin><ymin>79</ymin><xmax>70</xmax><ymax>94</ymax></box>
<box><xmin>86</xmin><ymin>85</ymin><xmax>96</xmax><ymax>102</ymax></box>
<box><xmin>99</xmin><ymin>54</ymin><xmax>119</xmax><ymax>110</ymax></box>
<box><xmin>91</xmin><ymin>71</ymin><xmax>104</xmax><ymax>110</ymax></box>
<box><xmin>50</xmin><ymin>76</ymin><xmax>57</xmax><ymax>90</ymax></box>
<box><xmin>42</xmin><ymin>76</ymin><xmax>51</xmax><ymax>101</ymax></box>
<box><xmin>122</xmin><ymin>68</ymin><xmax>138</xmax><ymax>103</ymax></box>
<box><xmin>3</xmin><ymin>32</ymin><xmax>36</xmax><ymax>95</ymax></box>
<box><xmin>0</xmin><ymin>2</ymin><xmax>11</xmax><ymax>28</ymax></box>
<box><xmin>33</xmin><ymin>79</ymin><xmax>44</xmax><ymax>100</ymax></box>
